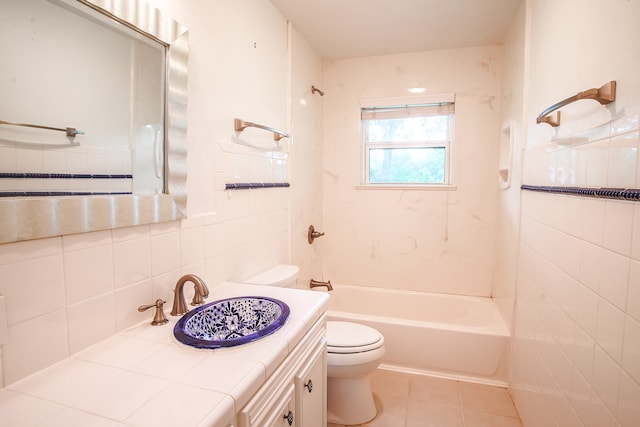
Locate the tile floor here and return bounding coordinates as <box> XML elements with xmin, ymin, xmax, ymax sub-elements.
<box><xmin>328</xmin><ymin>368</ymin><xmax>522</xmax><ymax>427</ymax></box>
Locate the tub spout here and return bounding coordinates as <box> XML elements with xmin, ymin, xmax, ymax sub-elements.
<box><xmin>310</xmin><ymin>279</ymin><xmax>333</xmax><ymax>291</ymax></box>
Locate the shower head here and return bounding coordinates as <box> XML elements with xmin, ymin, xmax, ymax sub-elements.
<box><xmin>311</xmin><ymin>85</ymin><xmax>324</xmax><ymax>96</ymax></box>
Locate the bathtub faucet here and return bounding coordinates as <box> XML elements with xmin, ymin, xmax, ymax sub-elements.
<box><xmin>310</xmin><ymin>279</ymin><xmax>333</xmax><ymax>291</ymax></box>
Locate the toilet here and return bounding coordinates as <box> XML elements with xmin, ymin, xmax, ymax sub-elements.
<box><xmin>244</xmin><ymin>264</ymin><xmax>300</xmax><ymax>288</ymax></box>
<box><xmin>244</xmin><ymin>265</ymin><xmax>386</xmax><ymax>426</ymax></box>
<box><xmin>326</xmin><ymin>320</ymin><xmax>385</xmax><ymax>425</ymax></box>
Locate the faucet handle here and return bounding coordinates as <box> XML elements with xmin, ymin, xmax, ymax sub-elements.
<box><xmin>191</xmin><ymin>288</ymin><xmax>205</xmax><ymax>306</ymax></box>
<box><xmin>138</xmin><ymin>299</ymin><xmax>169</xmax><ymax>326</ymax></box>
<box><xmin>192</xmin><ymin>277</ymin><xmax>209</xmax><ymax>306</ymax></box>
<box><xmin>200</xmin><ymin>282</ymin><xmax>209</xmax><ymax>299</ymax></box>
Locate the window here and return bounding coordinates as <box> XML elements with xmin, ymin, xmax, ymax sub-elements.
<box><xmin>361</xmin><ymin>95</ymin><xmax>455</xmax><ymax>186</ymax></box>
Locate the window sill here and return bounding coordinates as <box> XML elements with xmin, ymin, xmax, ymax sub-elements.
<box><xmin>355</xmin><ymin>184</ymin><xmax>457</xmax><ymax>191</ymax></box>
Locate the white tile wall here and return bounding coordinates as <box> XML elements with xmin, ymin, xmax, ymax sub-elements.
<box><xmin>0</xmin><ymin>156</ymin><xmax>291</xmax><ymax>386</ymax></box>
<box><xmin>512</xmin><ymin>115</ymin><xmax>640</xmax><ymax>427</ymax></box>
<box><xmin>322</xmin><ymin>46</ymin><xmax>503</xmax><ymax>298</ymax></box>
<box><xmin>0</xmin><ymin>0</ymin><xmax>302</xmax><ymax>391</ymax></box>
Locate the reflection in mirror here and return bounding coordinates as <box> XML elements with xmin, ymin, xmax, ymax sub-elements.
<box><xmin>0</xmin><ymin>0</ymin><xmax>188</xmax><ymax>243</ymax></box>
<box><xmin>2</xmin><ymin>0</ymin><xmax>165</xmax><ymax>195</ymax></box>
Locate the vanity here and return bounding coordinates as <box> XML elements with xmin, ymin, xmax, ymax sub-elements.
<box><xmin>1</xmin><ymin>1</ymin><xmax>319</xmax><ymax>423</ymax></box>
<box><xmin>0</xmin><ymin>282</ymin><xmax>329</xmax><ymax>427</ymax></box>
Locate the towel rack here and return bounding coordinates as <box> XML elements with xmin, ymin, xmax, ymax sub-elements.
<box><xmin>234</xmin><ymin>118</ymin><xmax>289</xmax><ymax>141</ymax></box>
<box><xmin>0</xmin><ymin>119</ymin><xmax>85</xmax><ymax>138</ymax></box>
<box><xmin>536</xmin><ymin>80</ymin><xmax>616</xmax><ymax>127</ymax></box>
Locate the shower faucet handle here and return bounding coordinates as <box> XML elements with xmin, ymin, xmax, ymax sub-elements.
<box><xmin>307</xmin><ymin>225</ymin><xmax>325</xmax><ymax>244</ymax></box>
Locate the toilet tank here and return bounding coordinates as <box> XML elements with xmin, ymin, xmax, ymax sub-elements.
<box><xmin>245</xmin><ymin>264</ymin><xmax>299</xmax><ymax>288</ymax></box>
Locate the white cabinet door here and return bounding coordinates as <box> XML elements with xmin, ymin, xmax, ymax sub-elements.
<box><xmin>262</xmin><ymin>384</ymin><xmax>296</xmax><ymax>427</ymax></box>
<box><xmin>295</xmin><ymin>342</ymin><xmax>326</xmax><ymax>427</ymax></box>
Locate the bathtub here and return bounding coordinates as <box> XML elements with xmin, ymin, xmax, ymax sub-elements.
<box><xmin>326</xmin><ymin>285</ymin><xmax>510</xmax><ymax>385</ymax></box>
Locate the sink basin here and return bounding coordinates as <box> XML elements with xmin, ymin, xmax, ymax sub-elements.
<box><xmin>173</xmin><ymin>296</ymin><xmax>290</xmax><ymax>349</ymax></box>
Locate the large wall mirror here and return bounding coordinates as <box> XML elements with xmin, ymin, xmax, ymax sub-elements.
<box><xmin>0</xmin><ymin>0</ymin><xmax>188</xmax><ymax>243</ymax></box>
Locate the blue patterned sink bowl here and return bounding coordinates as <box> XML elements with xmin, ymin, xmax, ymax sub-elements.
<box><xmin>173</xmin><ymin>296</ymin><xmax>290</xmax><ymax>349</ymax></box>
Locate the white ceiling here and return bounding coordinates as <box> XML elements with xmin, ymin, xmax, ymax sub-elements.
<box><xmin>270</xmin><ymin>0</ymin><xmax>523</xmax><ymax>60</ymax></box>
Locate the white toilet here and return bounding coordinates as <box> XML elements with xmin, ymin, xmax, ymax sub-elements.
<box><xmin>326</xmin><ymin>321</ymin><xmax>385</xmax><ymax>425</ymax></box>
<box><xmin>244</xmin><ymin>264</ymin><xmax>300</xmax><ymax>288</ymax></box>
<box><xmin>244</xmin><ymin>265</ymin><xmax>386</xmax><ymax>426</ymax></box>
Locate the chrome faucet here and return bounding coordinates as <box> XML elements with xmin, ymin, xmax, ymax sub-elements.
<box><xmin>310</xmin><ymin>279</ymin><xmax>333</xmax><ymax>291</ymax></box>
<box><xmin>170</xmin><ymin>274</ymin><xmax>209</xmax><ymax>316</ymax></box>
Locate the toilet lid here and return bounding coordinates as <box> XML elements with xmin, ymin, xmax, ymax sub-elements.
<box><xmin>326</xmin><ymin>321</ymin><xmax>383</xmax><ymax>353</ymax></box>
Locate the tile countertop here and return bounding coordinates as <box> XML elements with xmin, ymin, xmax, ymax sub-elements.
<box><xmin>0</xmin><ymin>282</ymin><xmax>329</xmax><ymax>427</ymax></box>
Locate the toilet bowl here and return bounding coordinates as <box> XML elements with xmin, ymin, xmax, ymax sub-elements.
<box><xmin>244</xmin><ymin>265</ymin><xmax>385</xmax><ymax>425</ymax></box>
<box><xmin>326</xmin><ymin>321</ymin><xmax>385</xmax><ymax>425</ymax></box>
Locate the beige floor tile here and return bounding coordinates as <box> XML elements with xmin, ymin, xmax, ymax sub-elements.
<box><xmin>406</xmin><ymin>399</ymin><xmax>464</xmax><ymax>427</ymax></box>
<box><xmin>329</xmin><ymin>369</ymin><xmax>522</xmax><ymax>427</ymax></box>
<box><xmin>409</xmin><ymin>375</ymin><xmax>461</xmax><ymax>407</ymax></box>
<box><xmin>369</xmin><ymin>369</ymin><xmax>412</xmax><ymax>398</ymax></box>
<box><xmin>463</xmin><ymin>409</ymin><xmax>523</xmax><ymax>427</ymax></box>
<box><xmin>459</xmin><ymin>382</ymin><xmax>519</xmax><ymax>418</ymax></box>
<box><xmin>365</xmin><ymin>393</ymin><xmax>408</xmax><ymax>427</ymax></box>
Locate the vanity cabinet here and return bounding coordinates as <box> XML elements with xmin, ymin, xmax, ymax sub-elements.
<box><xmin>238</xmin><ymin>315</ymin><xmax>326</xmax><ymax>427</ymax></box>
<box><xmin>294</xmin><ymin>342</ymin><xmax>326</xmax><ymax>427</ymax></box>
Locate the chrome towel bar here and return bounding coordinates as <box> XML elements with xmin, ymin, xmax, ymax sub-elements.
<box><xmin>0</xmin><ymin>119</ymin><xmax>84</xmax><ymax>138</ymax></box>
<box><xmin>536</xmin><ymin>81</ymin><xmax>616</xmax><ymax>127</ymax></box>
<box><xmin>234</xmin><ymin>118</ymin><xmax>289</xmax><ymax>141</ymax></box>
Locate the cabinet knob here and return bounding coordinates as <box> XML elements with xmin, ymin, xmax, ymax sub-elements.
<box><xmin>283</xmin><ymin>410</ymin><xmax>294</xmax><ymax>426</ymax></box>
<box><xmin>304</xmin><ymin>379</ymin><xmax>313</xmax><ymax>393</ymax></box>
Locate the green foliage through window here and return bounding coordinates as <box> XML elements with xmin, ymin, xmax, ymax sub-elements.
<box><xmin>361</xmin><ymin>100</ymin><xmax>454</xmax><ymax>185</ymax></box>
<box><xmin>369</xmin><ymin>147</ymin><xmax>445</xmax><ymax>183</ymax></box>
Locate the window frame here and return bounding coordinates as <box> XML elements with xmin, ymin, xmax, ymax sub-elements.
<box><xmin>359</xmin><ymin>94</ymin><xmax>456</xmax><ymax>190</ymax></box>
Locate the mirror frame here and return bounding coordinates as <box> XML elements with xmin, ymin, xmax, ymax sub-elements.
<box><xmin>0</xmin><ymin>0</ymin><xmax>188</xmax><ymax>244</ymax></box>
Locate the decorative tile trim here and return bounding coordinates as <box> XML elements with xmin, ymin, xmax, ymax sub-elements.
<box><xmin>0</xmin><ymin>191</ymin><xmax>132</xmax><ymax>197</ymax></box>
<box><xmin>521</xmin><ymin>185</ymin><xmax>640</xmax><ymax>201</ymax></box>
<box><xmin>225</xmin><ymin>182</ymin><xmax>290</xmax><ymax>190</ymax></box>
<box><xmin>0</xmin><ymin>173</ymin><xmax>132</xmax><ymax>179</ymax></box>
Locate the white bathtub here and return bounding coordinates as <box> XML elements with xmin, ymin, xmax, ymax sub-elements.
<box><xmin>326</xmin><ymin>285</ymin><xmax>510</xmax><ymax>385</ymax></box>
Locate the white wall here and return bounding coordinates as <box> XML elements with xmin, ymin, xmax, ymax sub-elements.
<box><xmin>322</xmin><ymin>47</ymin><xmax>503</xmax><ymax>297</ymax></box>
<box><xmin>0</xmin><ymin>0</ymin><xmax>324</xmax><ymax>386</ymax></box>
<box><xmin>494</xmin><ymin>2</ymin><xmax>527</xmax><ymax>330</ymax></box>
<box><xmin>288</xmin><ymin>26</ymin><xmax>325</xmax><ymax>283</ymax></box>
<box><xmin>510</xmin><ymin>1</ymin><xmax>640</xmax><ymax>426</ymax></box>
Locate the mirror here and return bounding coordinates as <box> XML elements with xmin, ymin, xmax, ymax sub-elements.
<box><xmin>0</xmin><ymin>0</ymin><xmax>188</xmax><ymax>243</ymax></box>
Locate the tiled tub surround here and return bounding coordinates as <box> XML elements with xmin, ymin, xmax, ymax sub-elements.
<box><xmin>511</xmin><ymin>113</ymin><xmax>640</xmax><ymax>426</ymax></box>
<box><xmin>0</xmin><ymin>282</ymin><xmax>328</xmax><ymax>427</ymax></box>
<box><xmin>523</xmin><ymin>114</ymin><xmax>640</xmax><ymax>189</ymax></box>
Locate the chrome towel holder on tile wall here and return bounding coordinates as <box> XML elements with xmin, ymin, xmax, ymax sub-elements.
<box><xmin>536</xmin><ymin>80</ymin><xmax>616</xmax><ymax>127</ymax></box>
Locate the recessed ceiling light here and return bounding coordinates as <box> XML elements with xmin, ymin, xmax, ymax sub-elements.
<box><xmin>408</xmin><ymin>87</ymin><xmax>426</xmax><ymax>94</ymax></box>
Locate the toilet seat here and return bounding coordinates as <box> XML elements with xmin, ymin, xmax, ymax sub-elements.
<box><xmin>327</xmin><ymin>321</ymin><xmax>384</xmax><ymax>354</ymax></box>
